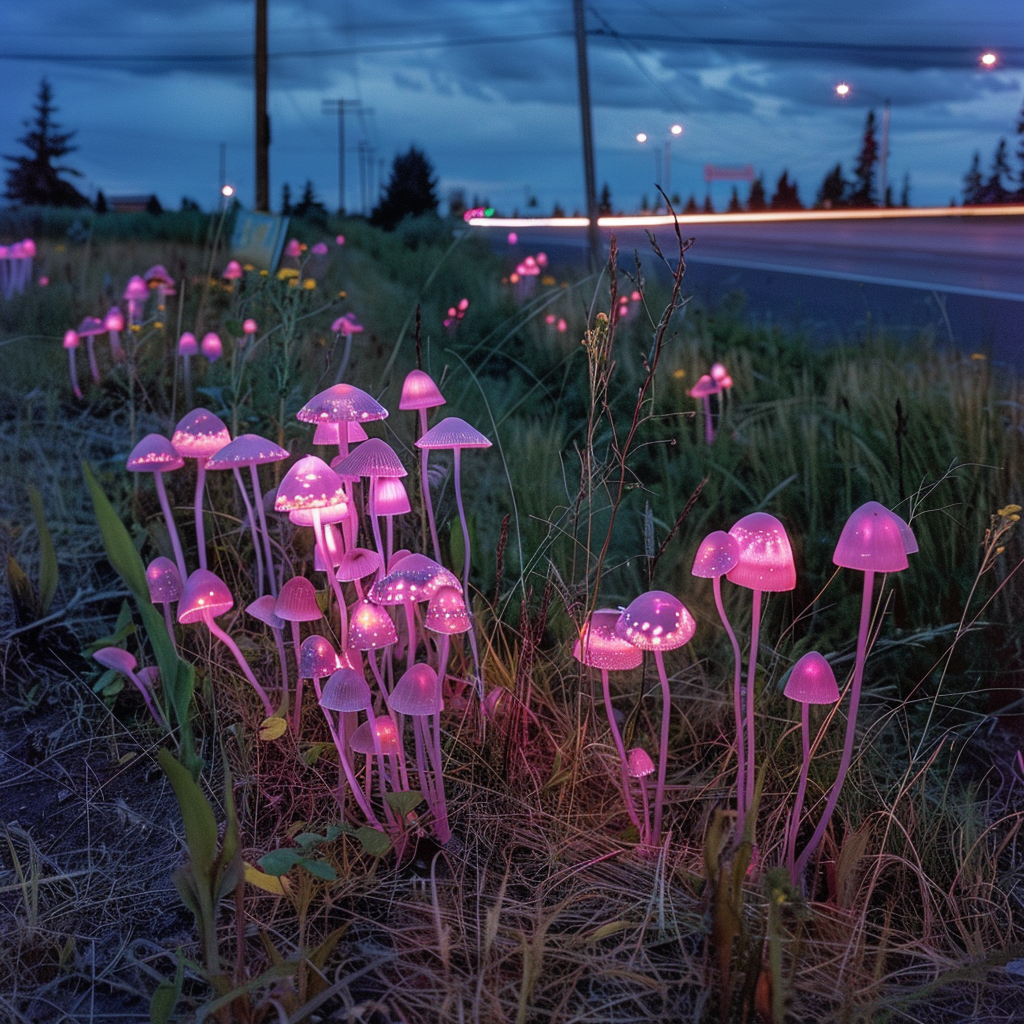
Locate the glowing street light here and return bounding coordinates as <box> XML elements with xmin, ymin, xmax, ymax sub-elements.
<box><xmin>670</xmin><ymin>123</ymin><xmax>683</xmax><ymax>136</ymax></box>
<box><xmin>835</xmin><ymin>82</ymin><xmax>850</xmax><ymax>97</ymax></box>
<box><xmin>636</xmin><ymin>132</ymin><xmax>648</xmax><ymax>144</ymax></box>
<box><xmin>636</xmin><ymin>125</ymin><xmax>684</xmax><ymax>205</ymax></box>
<box><xmin>980</xmin><ymin>51</ymin><xmax>997</xmax><ymax>68</ymax></box>
<box><xmin>834</xmin><ymin>82</ymin><xmax>891</xmax><ymax>203</ymax></box>
<box><xmin>221</xmin><ymin>184</ymin><xmax>235</xmax><ymax>198</ymax></box>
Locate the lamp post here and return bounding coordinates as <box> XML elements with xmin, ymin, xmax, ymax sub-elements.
<box><xmin>637</xmin><ymin>123</ymin><xmax>684</xmax><ymax>209</ymax></box>
<box><xmin>835</xmin><ymin>83</ymin><xmax>891</xmax><ymax>204</ymax></box>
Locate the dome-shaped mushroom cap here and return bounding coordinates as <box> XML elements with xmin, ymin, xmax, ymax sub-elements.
<box><xmin>320</xmin><ymin>668</ymin><xmax>372</xmax><ymax>712</ymax></box>
<box><xmin>127</xmin><ymin>434</ymin><xmax>185</xmax><ymax>472</ymax></box>
<box><xmin>399</xmin><ymin>369</ymin><xmax>446</xmax><ymax>410</ymax></box>
<box><xmin>222</xmin><ymin>260</ymin><xmax>243</xmax><ymax>280</ymax></box>
<box><xmin>171</xmin><ymin>408</ymin><xmax>231</xmax><ymax>459</ymax></box>
<box><xmin>63</xmin><ymin>329</ymin><xmax>79</xmax><ymax>349</ymax></box>
<box><xmin>692</xmin><ymin>531</ymin><xmax>740</xmax><ymax>579</ymax></box>
<box><xmin>299</xmin><ymin>634</ymin><xmax>341</xmax><ymax>678</ymax></box>
<box><xmin>332</xmin><ymin>438</ymin><xmax>407</xmax><ymax>480</ymax></box>
<box><xmin>371</xmin><ymin>476</ymin><xmax>411</xmax><ymax>516</ymax></box>
<box><xmin>336</xmin><ymin>547</ymin><xmax>383</xmax><ymax>582</ymax></box>
<box><xmin>178</xmin><ymin>332</ymin><xmax>198</xmax><ymax>356</ymax></box>
<box><xmin>726</xmin><ymin>512</ymin><xmax>797</xmax><ymax>592</ymax></box>
<box><xmin>104</xmin><ymin>307</ymin><xmax>125</xmax><ymax>331</ymax></box>
<box><xmin>123</xmin><ymin>275</ymin><xmax>148</xmax><ymax>301</ymax></box>
<box><xmin>246</xmin><ymin>595</ymin><xmax>285</xmax><ymax>630</ymax></box>
<box><xmin>370</xmin><ymin>554</ymin><xmax>460</xmax><ymax>605</ymax></box>
<box><xmin>348</xmin><ymin>599</ymin><xmax>398</xmax><ymax>650</ymax></box>
<box><xmin>689</xmin><ymin>374</ymin><xmax>720</xmax><ymax>399</ymax></box>
<box><xmin>296</xmin><ymin>383</ymin><xmax>388</xmax><ymax>425</ymax></box>
<box><xmin>415</xmin><ymin>416</ymin><xmax>492</xmax><ymax>450</ymax></box>
<box><xmin>243</xmin><ymin>318</ymin><xmax>258</xmax><ymax>334</ymax></box>
<box><xmin>274</xmin><ymin>576</ymin><xmax>322</xmax><ymax>622</ymax></box>
<box><xmin>275</xmin><ymin>455</ymin><xmax>346</xmax><ymax>512</ymax></box>
<box><xmin>616</xmin><ymin>591</ymin><xmax>696</xmax><ymax>651</ymax></box>
<box><xmin>351</xmin><ymin>716</ymin><xmax>400</xmax><ymax>756</ymax></box>
<box><xmin>201</xmin><ymin>333</ymin><xmax>223</xmax><ymax>362</ymax></box>
<box><xmin>573</xmin><ymin>608</ymin><xmax>643</xmax><ymax>669</ymax></box>
<box><xmin>783</xmin><ymin>651</ymin><xmax>840</xmax><ymax>705</ymax></box>
<box><xmin>76</xmin><ymin>316</ymin><xmax>106</xmax><ymax>336</ymax></box>
<box><xmin>178</xmin><ymin>568</ymin><xmax>234</xmax><ymax>624</ymax></box>
<box><xmin>425</xmin><ymin>585</ymin><xmax>471</xmax><ymax>635</ymax></box>
<box><xmin>144</xmin><ymin>264</ymin><xmax>173</xmax><ymax>286</ymax></box>
<box><xmin>387</xmin><ymin>663</ymin><xmax>442</xmax><ymax>716</ymax></box>
<box><xmin>833</xmin><ymin>501</ymin><xmax>912</xmax><ymax>573</ymax></box>
<box><xmin>94</xmin><ymin>646</ymin><xmax>138</xmax><ymax>674</ymax></box>
<box><xmin>626</xmin><ymin>747</ymin><xmax>655</xmax><ymax>778</ymax></box>
<box><xmin>205</xmin><ymin>433</ymin><xmax>289</xmax><ymax>469</ymax></box>
<box><xmin>146</xmin><ymin>557</ymin><xmax>183</xmax><ymax>603</ymax></box>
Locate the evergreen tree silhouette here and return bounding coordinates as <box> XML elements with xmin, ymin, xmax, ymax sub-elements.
<box><xmin>849</xmin><ymin>110</ymin><xmax>879</xmax><ymax>207</ymax></box>
<box><xmin>815</xmin><ymin>163</ymin><xmax>848</xmax><ymax>209</ymax></box>
<box><xmin>962</xmin><ymin>153</ymin><xmax>983</xmax><ymax>205</ymax></box>
<box><xmin>371</xmin><ymin>147</ymin><xmax>439</xmax><ymax>230</ymax></box>
<box><xmin>746</xmin><ymin>176</ymin><xmax>767</xmax><ymax>212</ymax></box>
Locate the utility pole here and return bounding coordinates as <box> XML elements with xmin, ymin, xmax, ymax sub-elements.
<box><xmin>322</xmin><ymin>99</ymin><xmax>361</xmax><ymax>214</ymax></box>
<box><xmin>572</xmin><ymin>0</ymin><xmax>599</xmax><ymax>270</ymax></box>
<box><xmin>255</xmin><ymin>0</ymin><xmax>269</xmax><ymax>211</ymax></box>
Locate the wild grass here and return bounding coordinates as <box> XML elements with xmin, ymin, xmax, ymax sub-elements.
<box><xmin>1</xmin><ymin>214</ymin><xmax>1022</xmax><ymax>1022</ymax></box>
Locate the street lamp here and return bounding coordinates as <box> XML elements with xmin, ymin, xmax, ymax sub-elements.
<box><xmin>835</xmin><ymin>83</ymin><xmax>891</xmax><ymax>204</ymax></box>
<box><xmin>980</xmin><ymin>51</ymin><xmax>997</xmax><ymax>68</ymax></box>
<box><xmin>636</xmin><ymin>124</ymin><xmax>684</xmax><ymax>207</ymax></box>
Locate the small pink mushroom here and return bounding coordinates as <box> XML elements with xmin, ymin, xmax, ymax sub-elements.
<box><xmin>63</xmin><ymin>329</ymin><xmax>82</xmax><ymax>399</ymax></box>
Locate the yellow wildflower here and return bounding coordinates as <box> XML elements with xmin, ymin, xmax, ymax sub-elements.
<box><xmin>302</xmin><ymin>278</ymin><xmax>316</xmax><ymax>290</ymax></box>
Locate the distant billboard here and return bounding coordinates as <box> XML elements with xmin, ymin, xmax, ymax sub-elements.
<box><xmin>704</xmin><ymin>164</ymin><xmax>756</xmax><ymax>183</ymax></box>
<box><xmin>230</xmin><ymin>211</ymin><xmax>290</xmax><ymax>271</ymax></box>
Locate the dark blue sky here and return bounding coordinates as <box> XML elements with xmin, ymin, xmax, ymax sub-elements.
<box><xmin>1</xmin><ymin>1</ymin><xmax>1021</xmax><ymax>213</ymax></box>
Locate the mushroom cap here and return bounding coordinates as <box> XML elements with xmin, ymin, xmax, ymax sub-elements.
<box><xmin>205</xmin><ymin>433</ymin><xmax>289</xmax><ymax>469</ymax></box>
<box><xmin>336</xmin><ymin>547</ymin><xmax>383</xmax><ymax>582</ymax></box>
<box><xmin>63</xmin><ymin>329</ymin><xmax>79</xmax><ymax>349</ymax></box>
<box><xmin>332</xmin><ymin>438</ymin><xmax>407</xmax><ymax>480</ymax></box>
<box><xmin>275</xmin><ymin>455</ymin><xmax>346</xmax><ymax>512</ymax></box>
<box><xmin>76</xmin><ymin>316</ymin><xmax>106</xmax><ymax>337</ymax></box>
<box><xmin>144</xmin><ymin>264</ymin><xmax>174</xmax><ymax>286</ymax></box>
<box><xmin>246</xmin><ymin>595</ymin><xmax>285</xmax><ymax>630</ymax></box>
<box><xmin>339</xmin><ymin>315</ymin><xmax>363</xmax><ymax>335</ymax></box>
<box><xmin>178</xmin><ymin>332</ymin><xmax>198</xmax><ymax>356</ymax></box>
<box><xmin>784</xmin><ymin>651</ymin><xmax>840</xmax><ymax>705</ymax></box>
<box><xmin>171</xmin><ymin>408</ymin><xmax>231</xmax><ymax>459</ymax></box>
<box><xmin>127</xmin><ymin>434</ymin><xmax>186</xmax><ymax>473</ymax></box>
<box><xmin>415</xmin><ymin>416</ymin><xmax>491</xmax><ymax>450</ymax></box>
<box><xmin>689</xmin><ymin>374</ymin><xmax>720</xmax><ymax>399</ymax></box>
<box><xmin>296</xmin><ymin>383</ymin><xmax>388</xmax><ymax>425</ymax></box>
<box><xmin>311</xmin><ymin>241</ymin><xmax>329</xmax><ymax>255</ymax></box>
<box><xmin>616</xmin><ymin>591</ymin><xmax>696</xmax><ymax>652</ymax></box>
<box><xmin>691</xmin><ymin>530</ymin><xmax>740</xmax><ymax>579</ymax></box>
<box><xmin>320</xmin><ymin>668</ymin><xmax>372</xmax><ymax>712</ymax></box>
<box><xmin>104</xmin><ymin>307</ymin><xmax>125</xmax><ymax>331</ymax></box>
<box><xmin>425</xmin><ymin>585</ymin><xmax>471</xmax><ymax>635</ymax></box>
<box><xmin>94</xmin><ymin>646</ymin><xmax>138</xmax><ymax>675</ymax></box>
<box><xmin>312</xmin><ymin>420</ymin><xmax>369</xmax><ymax>446</ymax></box>
<box><xmin>369</xmin><ymin>553</ymin><xmax>460</xmax><ymax>605</ymax></box>
<box><xmin>299</xmin><ymin>634</ymin><xmax>342</xmax><ymax>679</ymax></box>
<box><xmin>371</xmin><ymin>476</ymin><xmax>411</xmax><ymax>516</ymax></box>
<box><xmin>710</xmin><ymin>362</ymin><xmax>728</xmax><ymax>382</ymax></box>
<box><xmin>626</xmin><ymin>747</ymin><xmax>655</xmax><ymax>778</ymax></box>
<box><xmin>399</xmin><ymin>369</ymin><xmax>446</xmax><ymax>411</ymax></box>
<box><xmin>146</xmin><ymin>557</ymin><xmax>184</xmax><ymax>604</ymax></box>
<box><xmin>833</xmin><ymin>501</ymin><xmax>912</xmax><ymax>573</ymax></box>
<box><xmin>289</xmin><ymin>500</ymin><xmax>350</xmax><ymax>528</ymax></box>
<box><xmin>350</xmin><ymin>716</ymin><xmax>400</xmax><ymax>756</ymax></box>
<box><xmin>348</xmin><ymin>599</ymin><xmax>398</xmax><ymax>650</ymax></box>
<box><xmin>242</xmin><ymin>318</ymin><xmax>258</xmax><ymax>334</ymax></box>
<box><xmin>726</xmin><ymin>512</ymin><xmax>797</xmax><ymax>592</ymax></box>
<box><xmin>284</xmin><ymin>238</ymin><xmax>302</xmax><ymax>258</ymax></box>
<box><xmin>200</xmin><ymin>332</ymin><xmax>223</xmax><ymax>361</ymax></box>
<box><xmin>222</xmin><ymin>260</ymin><xmax>243</xmax><ymax>280</ymax></box>
<box><xmin>387</xmin><ymin>663</ymin><xmax>442</xmax><ymax>716</ymax></box>
<box><xmin>178</xmin><ymin>568</ymin><xmax>234</xmax><ymax>624</ymax></box>
<box><xmin>123</xmin><ymin>275</ymin><xmax>148</xmax><ymax>301</ymax></box>
<box><xmin>274</xmin><ymin>576</ymin><xmax>322</xmax><ymax>622</ymax></box>
<box><xmin>574</xmin><ymin>608</ymin><xmax>643</xmax><ymax>669</ymax></box>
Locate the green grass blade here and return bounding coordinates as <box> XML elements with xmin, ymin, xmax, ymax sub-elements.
<box><xmin>26</xmin><ymin>486</ymin><xmax>58</xmax><ymax>614</ymax></box>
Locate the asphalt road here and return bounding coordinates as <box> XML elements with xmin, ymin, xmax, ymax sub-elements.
<box><xmin>488</xmin><ymin>214</ymin><xmax>1024</xmax><ymax>365</ymax></box>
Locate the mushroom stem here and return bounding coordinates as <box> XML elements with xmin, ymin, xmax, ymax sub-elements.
<box><xmin>87</xmin><ymin>337</ymin><xmax>100</xmax><ymax>383</ymax></box>
<box><xmin>290</xmin><ymin>621</ymin><xmax>304</xmax><ymax>733</ymax></box>
<box><xmin>67</xmin><ymin>347</ymin><xmax>82</xmax><ymax>400</ymax></box>
<box><xmin>249</xmin><ymin>463</ymin><xmax>278</xmax><ymax>597</ymax></box>
<box><xmin>419</xmin><ymin>410</ymin><xmax>442</xmax><ymax>562</ymax></box>
<box><xmin>638</xmin><ymin>776</ymin><xmax>652</xmax><ymax>846</ymax></box>
<box><xmin>713</xmin><ymin>575</ymin><xmax>746</xmax><ymax>834</ymax></box>
<box><xmin>310</xmin><ymin>508</ymin><xmax>349</xmax><ymax>653</ymax></box>
<box><xmin>601</xmin><ymin>668</ymin><xmax>641</xmax><ymax>831</ymax></box>
<box><xmin>786</xmin><ymin>703</ymin><xmax>813</xmax><ymax>877</ymax></box>
<box><xmin>233</xmin><ymin>466</ymin><xmax>264</xmax><ymax>597</ymax></box>
<box><xmin>367</xmin><ymin>477</ymin><xmax>387</xmax><ymax>580</ymax></box>
<box><xmin>702</xmin><ymin>395</ymin><xmax>714</xmax><ymax>444</ymax></box>
<box><xmin>652</xmin><ymin>649</ymin><xmax>673</xmax><ymax>847</ymax></box>
<box><xmin>428</xmin><ymin>710</ymin><xmax>450</xmax><ymax>842</ymax></box>
<box><xmin>452</xmin><ymin>450</ymin><xmax>484</xmax><ymax>705</ymax></box>
<box><xmin>795</xmin><ymin>570</ymin><xmax>874</xmax><ymax>876</ymax></box>
<box><xmin>203</xmin><ymin>616</ymin><xmax>275</xmax><ymax>716</ymax></box>
<box><xmin>745</xmin><ymin>588</ymin><xmax>763</xmax><ymax>816</ymax></box>
<box><xmin>194</xmin><ymin>458</ymin><xmax>209</xmax><ymax>570</ymax></box>
<box><xmin>152</xmin><ymin>472</ymin><xmax>188</xmax><ymax>580</ymax></box>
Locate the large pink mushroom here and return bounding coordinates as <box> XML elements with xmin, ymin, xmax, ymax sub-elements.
<box><xmin>274</xmin><ymin>576</ymin><xmax>324</xmax><ymax>729</ymax></box>
<box><xmin>146</xmin><ymin>556</ymin><xmax>184</xmax><ymax>648</ymax></box>
<box><xmin>126</xmin><ymin>434</ymin><xmax>189</xmax><ymax>579</ymax></box>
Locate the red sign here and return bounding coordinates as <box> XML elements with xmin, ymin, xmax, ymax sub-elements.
<box><xmin>704</xmin><ymin>164</ymin><xmax>755</xmax><ymax>183</ymax></box>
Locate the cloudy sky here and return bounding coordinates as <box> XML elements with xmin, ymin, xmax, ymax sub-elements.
<box><xmin>1</xmin><ymin>1</ymin><xmax>1021</xmax><ymax>215</ymax></box>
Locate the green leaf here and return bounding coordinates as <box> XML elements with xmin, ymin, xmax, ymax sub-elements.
<box><xmin>384</xmin><ymin>790</ymin><xmax>424</xmax><ymax>818</ymax></box>
<box><xmin>85</xmin><ymin>600</ymin><xmax>136</xmax><ymax>653</ymax></box>
<box><xmin>7</xmin><ymin>553</ymin><xmax>41</xmax><ymax>625</ymax></box>
<box><xmin>354</xmin><ymin>827</ymin><xmax>391</xmax><ymax>858</ymax></box>
<box><xmin>158</xmin><ymin>749</ymin><xmax>217</xmax><ymax>880</ymax></box>
<box><xmin>27</xmin><ymin>486</ymin><xmax>58</xmax><ymax>614</ymax></box>
<box><xmin>82</xmin><ymin>461</ymin><xmax>148</xmax><ymax>600</ymax></box>
<box><xmin>149</xmin><ymin>957</ymin><xmax>183</xmax><ymax>1024</ymax></box>
<box><xmin>295</xmin><ymin>832</ymin><xmax>326</xmax><ymax>849</ymax></box>
<box><xmin>258</xmin><ymin>848</ymin><xmax>302</xmax><ymax>876</ymax></box>
<box><xmin>296</xmin><ymin>856</ymin><xmax>336</xmax><ymax>881</ymax></box>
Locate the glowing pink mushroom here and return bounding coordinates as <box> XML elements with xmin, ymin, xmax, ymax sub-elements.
<box><xmin>76</xmin><ymin>317</ymin><xmax>105</xmax><ymax>384</ymax></box>
<box><xmin>63</xmin><ymin>329</ymin><xmax>82</xmax><ymax>399</ymax></box>
<box><xmin>104</xmin><ymin>307</ymin><xmax>125</xmax><ymax>362</ymax></box>
<box><xmin>399</xmin><ymin>368</ymin><xmax>446</xmax><ymax>561</ymax></box>
<box><xmin>126</xmin><ymin>434</ymin><xmax>188</xmax><ymax>579</ymax></box>
<box><xmin>123</xmin><ymin>275</ymin><xmax>148</xmax><ymax>326</ymax></box>
<box><xmin>94</xmin><ymin>647</ymin><xmax>167</xmax><ymax>728</ymax></box>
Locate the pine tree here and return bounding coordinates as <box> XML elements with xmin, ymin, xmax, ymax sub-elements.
<box><xmin>727</xmin><ymin>186</ymin><xmax>742</xmax><ymax>213</ymax></box>
<box><xmin>370</xmin><ymin>146</ymin><xmax>439</xmax><ymax>231</ymax></box>
<box><xmin>849</xmin><ymin>110</ymin><xmax>879</xmax><ymax>207</ymax></box>
<box><xmin>815</xmin><ymin>163</ymin><xmax>848</xmax><ymax>209</ymax></box>
<box><xmin>962</xmin><ymin>152</ymin><xmax>983</xmax><ymax>205</ymax></box>
<box><xmin>94</xmin><ymin>190</ymin><xmax>108</xmax><ymax>214</ymax></box>
<box><xmin>980</xmin><ymin>139</ymin><xmax>1011</xmax><ymax>204</ymax></box>
<box><xmin>281</xmin><ymin>182</ymin><xmax>292</xmax><ymax>215</ymax></box>
<box><xmin>3</xmin><ymin>78</ymin><xmax>89</xmax><ymax>207</ymax></box>
<box><xmin>900</xmin><ymin>173</ymin><xmax>911</xmax><ymax>208</ymax></box>
<box><xmin>746</xmin><ymin>176</ymin><xmax>767</xmax><ymax>212</ymax></box>
<box><xmin>598</xmin><ymin>182</ymin><xmax>613</xmax><ymax>216</ymax></box>
<box><xmin>293</xmin><ymin>180</ymin><xmax>327</xmax><ymax>221</ymax></box>
<box><xmin>702</xmin><ymin>194</ymin><xmax>714</xmax><ymax>213</ymax></box>
<box><xmin>769</xmin><ymin>171</ymin><xmax>802</xmax><ymax>210</ymax></box>
<box><xmin>683</xmin><ymin>195</ymin><xmax>698</xmax><ymax>214</ymax></box>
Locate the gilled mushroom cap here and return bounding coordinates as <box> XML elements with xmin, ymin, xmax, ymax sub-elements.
<box><xmin>171</xmin><ymin>408</ymin><xmax>231</xmax><ymax>459</ymax></box>
<box><xmin>123</xmin><ymin>275</ymin><xmax>148</xmax><ymax>301</ymax></box>
<box><xmin>299</xmin><ymin>634</ymin><xmax>341</xmax><ymax>678</ymax></box>
<box><xmin>178</xmin><ymin>332</ymin><xmax>198</xmax><ymax>356</ymax></box>
<box><xmin>415</xmin><ymin>416</ymin><xmax>492</xmax><ymax>450</ymax></box>
<box><xmin>289</xmin><ymin>500</ymin><xmax>350</xmax><ymax>528</ymax></box>
<box><xmin>574</xmin><ymin>608</ymin><xmax>643</xmax><ymax>669</ymax></box>
<box><xmin>246</xmin><ymin>594</ymin><xmax>285</xmax><ymax>630</ymax></box>
<box><xmin>320</xmin><ymin>668</ymin><xmax>372</xmax><ymax>712</ymax></box>
<box><xmin>76</xmin><ymin>316</ymin><xmax>106</xmax><ymax>337</ymax></box>
<box><xmin>626</xmin><ymin>747</ymin><xmax>655</xmax><ymax>778</ymax></box>
<box><xmin>783</xmin><ymin>651</ymin><xmax>840</xmax><ymax>705</ymax></box>
<box><xmin>144</xmin><ymin>264</ymin><xmax>174</xmax><ymax>286</ymax></box>
<box><xmin>348</xmin><ymin>598</ymin><xmax>398</xmax><ymax>650</ymax></box>
<box><xmin>274</xmin><ymin>576</ymin><xmax>322</xmax><ymax>622</ymax></box>
<box><xmin>689</xmin><ymin>374</ymin><xmax>720</xmax><ymax>399</ymax></box>
<box><xmin>336</xmin><ymin>547</ymin><xmax>383</xmax><ymax>582</ymax></box>
<box><xmin>371</xmin><ymin>476</ymin><xmax>411</xmax><ymax>516</ymax></box>
<box><xmin>726</xmin><ymin>512</ymin><xmax>797</xmax><ymax>592</ymax></box>
<box><xmin>387</xmin><ymin>663</ymin><xmax>442</xmax><ymax>716</ymax></box>
<box><xmin>178</xmin><ymin>568</ymin><xmax>234</xmax><ymax>624</ymax></box>
<box><xmin>146</xmin><ymin>557</ymin><xmax>184</xmax><ymax>604</ymax></box>
<box><xmin>833</xmin><ymin>501</ymin><xmax>912</xmax><ymax>573</ymax></box>
<box><xmin>205</xmin><ymin>433</ymin><xmax>289</xmax><ymax>469</ymax></box>
<box><xmin>399</xmin><ymin>369</ymin><xmax>446</xmax><ymax>411</ymax></box>
<box><xmin>369</xmin><ymin>553</ymin><xmax>460</xmax><ymax>605</ymax></box>
<box><xmin>275</xmin><ymin>455</ymin><xmax>346</xmax><ymax>512</ymax></box>
<box><xmin>313</xmin><ymin>421</ymin><xmax>368</xmax><ymax>446</ymax></box>
<box><xmin>94</xmin><ymin>646</ymin><xmax>138</xmax><ymax>674</ymax></box>
<box><xmin>350</xmin><ymin>716</ymin><xmax>400</xmax><ymax>756</ymax></box>
<box><xmin>127</xmin><ymin>434</ymin><xmax>186</xmax><ymax>473</ymax></box>
<box><xmin>296</xmin><ymin>383</ymin><xmax>388</xmax><ymax>425</ymax></box>
<box><xmin>332</xmin><ymin>438</ymin><xmax>407</xmax><ymax>480</ymax></box>
<box><xmin>616</xmin><ymin>591</ymin><xmax>696</xmax><ymax>652</ymax></box>
<box><xmin>691</xmin><ymin>531</ymin><xmax>740</xmax><ymax>579</ymax></box>
<box><xmin>424</xmin><ymin>585</ymin><xmax>471</xmax><ymax>635</ymax></box>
